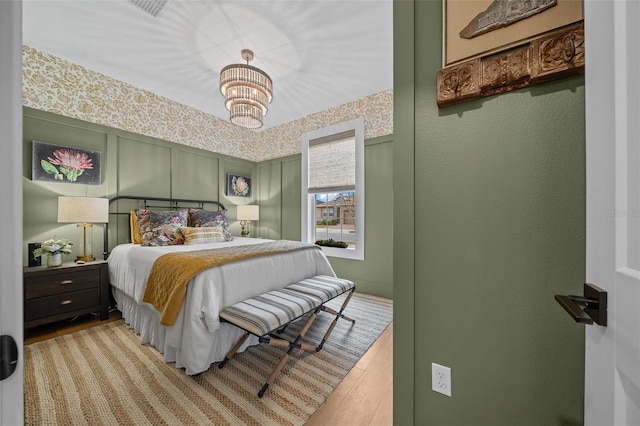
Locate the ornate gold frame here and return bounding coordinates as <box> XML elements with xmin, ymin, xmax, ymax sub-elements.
<box><xmin>437</xmin><ymin>21</ymin><xmax>584</xmax><ymax>108</ymax></box>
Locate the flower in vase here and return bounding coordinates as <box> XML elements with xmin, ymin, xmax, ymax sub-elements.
<box><xmin>32</xmin><ymin>235</ymin><xmax>73</xmax><ymax>258</ymax></box>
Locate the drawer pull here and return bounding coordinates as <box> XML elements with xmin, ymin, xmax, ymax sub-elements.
<box><xmin>60</xmin><ymin>300</ymin><xmax>73</xmax><ymax>306</ymax></box>
<box><xmin>60</xmin><ymin>280</ymin><xmax>74</xmax><ymax>285</ymax></box>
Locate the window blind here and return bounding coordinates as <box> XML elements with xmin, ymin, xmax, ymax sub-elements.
<box><xmin>308</xmin><ymin>131</ymin><xmax>355</xmax><ymax>193</ymax></box>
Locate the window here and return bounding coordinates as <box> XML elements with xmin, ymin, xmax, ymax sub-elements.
<box><xmin>302</xmin><ymin>117</ymin><xmax>364</xmax><ymax>260</ymax></box>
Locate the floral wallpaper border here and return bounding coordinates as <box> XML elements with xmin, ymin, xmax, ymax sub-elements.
<box><xmin>22</xmin><ymin>46</ymin><xmax>392</xmax><ymax>163</ymax></box>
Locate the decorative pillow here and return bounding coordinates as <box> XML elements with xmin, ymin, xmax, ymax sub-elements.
<box><xmin>130</xmin><ymin>211</ymin><xmax>143</xmax><ymax>244</ymax></box>
<box><xmin>179</xmin><ymin>226</ymin><xmax>224</xmax><ymax>245</ymax></box>
<box><xmin>187</xmin><ymin>209</ymin><xmax>233</xmax><ymax>241</ymax></box>
<box><xmin>135</xmin><ymin>209</ymin><xmax>188</xmax><ymax>246</ymax></box>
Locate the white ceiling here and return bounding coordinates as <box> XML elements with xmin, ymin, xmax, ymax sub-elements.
<box><xmin>22</xmin><ymin>0</ymin><xmax>393</xmax><ymax>130</ymax></box>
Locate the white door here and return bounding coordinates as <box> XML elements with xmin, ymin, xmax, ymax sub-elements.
<box><xmin>585</xmin><ymin>0</ymin><xmax>640</xmax><ymax>424</ymax></box>
<box><xmin>0</xmin><ymin>1</ymin><xmax>24</xmax><ymax>425</ymax></box>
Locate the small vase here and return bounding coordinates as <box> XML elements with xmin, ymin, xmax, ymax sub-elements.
<box><xmin>47</xmin><ymin>253</ymin><xmax>63</xmax><ymax>268</ymax></box>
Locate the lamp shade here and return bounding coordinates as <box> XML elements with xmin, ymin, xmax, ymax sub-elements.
<box><xmin>57</xmin><ymin>197</ymin><xmax>109</xmax><ymax>223</ymax></box>
<box><xmin>237</xmin><ymin>205</ymin><xmax>259</xmax><ymax>221</ymax></box>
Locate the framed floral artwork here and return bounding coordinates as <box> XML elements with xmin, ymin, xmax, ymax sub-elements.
<box><xmin>226</xmin><ymin>173</ymin><xmax>251</xmax><ymax>197</ymax></box>
<box><xmin>32</xmin><ymin>141</ymin><xmax>101</xmax><ymax>185</ymax></box>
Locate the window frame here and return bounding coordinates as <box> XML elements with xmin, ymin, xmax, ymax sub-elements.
<box><xmin>301</xmin><ymin>117</ymin><xmax>365</xmax><ymax>260</ymax></box>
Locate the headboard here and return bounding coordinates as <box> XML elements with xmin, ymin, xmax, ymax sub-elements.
<box><xmin>103</xmin><ymin>195</ymin><xmax>226</xmax><ymax>260</ymax></box>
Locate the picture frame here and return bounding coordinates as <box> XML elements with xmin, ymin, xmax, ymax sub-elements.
<box><xmin>437</xmin><ymin>0</ymin><xmax>584</xmax><ymax>107</ymax></box>
<box><xmin>32</xmin><ymin>141</ymin><xmax>102</xmax><ymax>185</ymax></box>
<box><xmin>226</xmin><ymin>173</ymin><xmax>251</xmax><ymax>197</ymax></box>
<box><xmin>444</xmin><ymin>0</ymin><xmax>583</xmax><ymax>67</ymax></box>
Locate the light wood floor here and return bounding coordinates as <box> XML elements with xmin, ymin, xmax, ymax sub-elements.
<box><xmin>24</xmin><ymin>310</ymin><xmax>123</xmax><ymax>345</ymax></box>
<box><xmin>25</xmin><ymin>312</ymin><xmax>393</xmax><ymax>425</ymax></box>
<box><xmin>306</xmin><ymin>322</ymin><xmax>393</xmax><ymax>425</ymax></box>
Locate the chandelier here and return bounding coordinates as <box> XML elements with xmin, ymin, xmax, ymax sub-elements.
<box><xmin>219</xmin><ymin>49</ymin><xmax>273</xmax><ymax>129</ymax></box>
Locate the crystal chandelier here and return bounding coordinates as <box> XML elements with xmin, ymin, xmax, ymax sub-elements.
<box><xmin>219</xmin><ymin>49</ymin><xmax>273</xmax><ymax>129</ymax></box>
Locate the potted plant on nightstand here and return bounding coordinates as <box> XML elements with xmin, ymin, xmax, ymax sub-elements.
<box><xmin>32</xmin><ymin>236</ymin><xmax>73</xmax><ymax>267</ymax></box>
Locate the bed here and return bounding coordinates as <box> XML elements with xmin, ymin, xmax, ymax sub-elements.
<box><xmin>105</xmin><ymin>196</ymin><xmax>335</xmax><ymax>375</ymax></box>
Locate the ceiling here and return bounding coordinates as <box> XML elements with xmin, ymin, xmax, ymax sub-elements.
<box><xmin>22</xmin><ymin>0</ymin><xmax>393</xmax><ymax>130</ymax></box>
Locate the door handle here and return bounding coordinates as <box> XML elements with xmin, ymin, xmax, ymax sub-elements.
<box><xmin>0</xmin><ymin>335</ymin><xmax>19</xmax><ymax>380</ymax></box>
<box><xmin>555</xmin><ymin>283</ymin><xmax>607</xmax><ymax>326</ymax></box>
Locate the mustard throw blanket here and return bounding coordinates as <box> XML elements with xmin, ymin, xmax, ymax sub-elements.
<box><xmin>142</xmin><ymin>240</ymin><xmax>320</xmax><ymax>326</ymax></box>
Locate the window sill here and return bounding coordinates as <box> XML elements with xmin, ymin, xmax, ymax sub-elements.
<box><xmin>319</xmin><ymin>245</ymin><xmax>363</xmax><ymax>261</ymax></box>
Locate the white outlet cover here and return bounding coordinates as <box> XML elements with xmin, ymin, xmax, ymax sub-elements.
<box><xmin>432</xmin><ymin>363</ymin><xmax>452</xmax><ymax>397</ymax></box>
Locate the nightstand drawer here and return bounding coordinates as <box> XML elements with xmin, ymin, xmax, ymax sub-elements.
<box><xmin>24</xmin><ymin>268</ymin><xmax>100</xmax><ymax>300</ymax></box>
<box><xmin>23</xmin><ymin>261</ymin><xmax>109</xmax><ymax>329</ymax></box>
<box><xmin>24</xmin><ymin>288</ymin><xmax>101</xmax><ymax>322</ymax></box>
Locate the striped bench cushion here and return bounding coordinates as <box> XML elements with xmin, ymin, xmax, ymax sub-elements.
<box><xmin>286</xmin><ymin>275</ymin><xmax>355</xmax><ymax>303</ymax></box>
<box><xmin>220</xmin><ymin>289</ymin><xmax>323</xmax><ymax>337</ymax></box>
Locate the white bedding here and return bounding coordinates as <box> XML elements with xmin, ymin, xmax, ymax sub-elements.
<box><xmin>107</xmin><ymin>237</ymin><xmax>335</xmax><ymax>374</ymax></box>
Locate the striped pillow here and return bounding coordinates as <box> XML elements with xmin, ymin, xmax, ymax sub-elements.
<box><xmin>187</xmin><ymin>209</ymin><xmax>233</xmax><ymax>241</ymax></box>
<box><xmin>180</xmin><ymin>226</ymin><xmax>224</xmax><ymax>245</ymax></box>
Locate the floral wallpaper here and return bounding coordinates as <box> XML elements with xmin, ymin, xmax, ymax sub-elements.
<box><xmin>22</xmin><ymin>46</ymin><xmax>392</xmax><ymax>163</ymax></box>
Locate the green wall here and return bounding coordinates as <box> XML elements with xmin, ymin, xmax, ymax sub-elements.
<box><xmin>22</xmin><ymin>107</ymin><xmax>257</xmax><ymax>264</ymax></box>
<box><xmin>23</xmin><ymin>107</ymin><xmax>393</xmax><ymax>299</ymax></box>
<box><xmin>394</xmin><ymin>1</ymin><xmax>585</xmax><ymax>425</ymax></box>
<box><xmin>256</xmin><ymin>136</ymin><xmax>394</xmax><ymax>299</ymax></box>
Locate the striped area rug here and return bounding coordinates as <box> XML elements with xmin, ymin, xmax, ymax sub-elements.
<box><xmin>24</xmin><ymin>293</ymin><xmax>393</xmax><ymax>425</ymax></box>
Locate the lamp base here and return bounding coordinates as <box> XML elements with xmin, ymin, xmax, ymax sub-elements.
<box><xmin>76</xmin><ymin>223</ymin><xmax>95</xmax><ymax>263</ymax></box>
<box><xmin>76</xmin><ymin>254</ymin><xmax>95</xmax><ymax>262</ymax></box>
<box><xmin>240</xmin><ymin>220</ymin><xmax>250</xmax><ymax>237</ymax></box>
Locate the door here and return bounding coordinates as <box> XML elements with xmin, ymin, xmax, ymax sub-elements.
<box><xmin>0</xmin><ymin>1</ymin><xmax>24</xmax><ymax>424</ymax></box>
<box><xmin>585</xmin><ymin>0</ymin><xmax>640</xmax><ymax>424</ymax></box>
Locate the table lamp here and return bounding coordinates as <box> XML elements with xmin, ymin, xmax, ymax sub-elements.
<box><xmin>58</xmin><ymin>196</ymin><xmax>109</xmax><ymax>262</ymax></box>
<box><xmin>237</xmin><ymin>205</ymin><xmax>259</xmax><ymax>237</ymax></box>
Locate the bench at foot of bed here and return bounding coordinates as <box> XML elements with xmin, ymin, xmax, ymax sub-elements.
<box><xmin>218</xmin><ymin>275</ymin><xmax>356</xmax><ymax>398</ymax></box>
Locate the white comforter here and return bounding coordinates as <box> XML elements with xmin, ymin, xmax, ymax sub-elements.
<box><xmin>107</xmin><ymin>238</ymin><xmax>335</xmax><ymax>374</ymax></box>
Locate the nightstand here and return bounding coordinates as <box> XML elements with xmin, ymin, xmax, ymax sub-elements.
<box><xmin>23</xmin><ymin>260</ymin><xmax>109</xmax><ymax>329</ymax></box>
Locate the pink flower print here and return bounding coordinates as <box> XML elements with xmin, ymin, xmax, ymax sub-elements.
<box><xmin>44</xmin><ymin>149</ymin><xmax>93</xmax><ymax>182</ymax></box>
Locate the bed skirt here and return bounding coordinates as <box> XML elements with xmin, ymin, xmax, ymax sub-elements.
<box><xmin>112</xmin><ymin>287</ymin><xmax>258</xmax><ymax>374</ymax></box>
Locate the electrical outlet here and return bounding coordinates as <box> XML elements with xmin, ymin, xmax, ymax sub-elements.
<box><xmin>432</xmin><ymin>363</ymin><xmax>451</xmax><ymax>397</ymax></box>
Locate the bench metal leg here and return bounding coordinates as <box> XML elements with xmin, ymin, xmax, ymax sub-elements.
<box><xmin>317</xmin><ymin>288</ymin><xmax>356</xmax><ymax>351</ymax></box>
<box><xmin>218</xmin><ymin>331</ymin><xmax>250</xmax><ymax>369</ymax></box>
<box><xmin>218</xmin><ymin>278</ymin><xmax>357</xmax><ymax>397</ymax></box>
<box><xmin>257</xmin><ymin>309</ymin><xmax>320</xmax><ymax>398</ymax></box>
